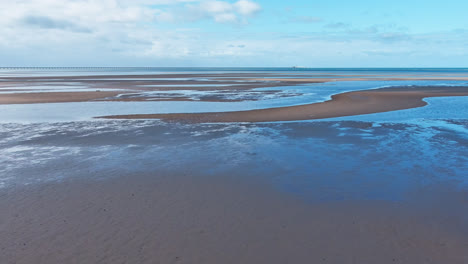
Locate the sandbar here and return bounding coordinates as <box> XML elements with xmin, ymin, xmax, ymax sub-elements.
<box><xmin>98</xmin><ymin>86</ymin><xmax>468</xmax><ymax>122</ymax></box>
<box><xmin>0</xmin><ymin>91</ymin><xmax>122</xmax><ymax>104</ymax></box>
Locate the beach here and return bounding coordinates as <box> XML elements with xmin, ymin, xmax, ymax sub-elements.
<box><xmin>1</xmin><ymin>68</ymin><xmax>468</xmax><ymax>263</ymax></box>
<box><xmin>2</xmin><ymin>169</ymin><xmax>468</xmax><ymax>264</ymax></box>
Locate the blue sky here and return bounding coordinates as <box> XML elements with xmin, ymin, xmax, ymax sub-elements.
<box><xmin>1</xmin><ymin>0</ymin><xmax>467</xmax><ymax>67</ymax></box>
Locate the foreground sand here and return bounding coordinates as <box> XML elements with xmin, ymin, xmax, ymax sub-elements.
<box><xmin>2</xmin><ymin>173</ymin><xmax>468</xmax><ymax>264</ymax></box>
<box><xmin>99</xmin><ymin>86</ymin><xmax>468</xmax><ymax>122</ymax></box>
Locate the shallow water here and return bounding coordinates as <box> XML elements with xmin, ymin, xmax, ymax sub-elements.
<box><xmin>321</xmin><ymin>96</ymin><xmax>468</xmax><ymax>122</ymax></box>
<box><xmin>1</xmin><ymin>120</ymin><xmax>467</xmax><ymax>203</ymax></box>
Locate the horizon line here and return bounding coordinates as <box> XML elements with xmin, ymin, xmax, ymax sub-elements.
<box><xmin>1</xmin><ymin>67</ymin><xmax>468</xmax><ymax>69</ymax></box>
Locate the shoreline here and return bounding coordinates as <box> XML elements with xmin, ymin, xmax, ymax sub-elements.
<box><xmin>97</xmin><ymin>86</ymin><xmax>468</xmax><ymax>122</ymax></box>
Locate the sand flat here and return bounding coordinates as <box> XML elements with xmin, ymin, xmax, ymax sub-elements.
<box><xmin>254</xmin><ymin>77</ymin><xmax>468</xmax><ymax>82</ymax></box>
<box><xmin>2</xmin><ymin>74</ymin><xmax>468</xmax><ymax>106</ymax></box>
<box><xmin>0</xmin><ymin>91</ymin><xmax>122</xmax><ymax>104</ymax></box>
<box><xmin>2</xmin><ymin>173</ymin><xmax>468</xmax><ymax>264</ymax></box>
<box><xmin>98</xmin><ymin>86</ymin><xmax>468</xmax><ymax>122</ymax></box>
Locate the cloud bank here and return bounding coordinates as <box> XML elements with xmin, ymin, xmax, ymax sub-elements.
<box><xmin>0</xmin><ymin>0</ymin><xmax>467</xmax><ymax>67</ymax></box>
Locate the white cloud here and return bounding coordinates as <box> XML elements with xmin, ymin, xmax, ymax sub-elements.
<box><xmin>214</xmin><ymin>13</ymin><xmax>238</xmax><ymax>23</ymax></box>
<box><xmin>0</xmin><ymin>0</ymin><xmax>262</xmax><ymax>55</ymax></box>
<box><xmin>200</xmin><ymin>1</ymin><xmax>233</xmax><ymax>14</ymax></box>
<box><xmin>0</xmin><ymin>0</ymin><xmax>261</xmax><ymax>64</ymax></box>
<box><xmin>234</xmin><ymin>0</ymin><xmax>261</xmax><ymax>16</ymax></box>
<box><xmin>0</xmin><ymin>0</ymin><xmax>261</xmax><ymax>31</ymax></box>
<box><xmin>174</xmin><ymin>0</ymin><xmax>261</xmax><ymax>24</ymax></box>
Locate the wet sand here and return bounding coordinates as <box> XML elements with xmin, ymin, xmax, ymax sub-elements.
<box><xmin>2</xmin><ymin>173</ymin><xmax>468</xmax><ymax>264</ymax></box>
<box><xmin>98</xmin><ymin>86</ymin><xmax>468</xmax><ymax>122</ymax></box>
<box><xmin>2</xmin><ymin>74</ymin><xmax>468</xmax><ymax>105</ymax></box>
<box><xmin>0</xmin><ymin>88</ymin><xmax>292</xmax><ymax>104</ymax></box>
<box><xmin>0</xmin><ymin>74</ymin><xmax>304</xmax><ymax>104</ymax></box>
<box><xmin>0</xmin><ymin>91</ymin><xmax>122</xmax><ymax>104</ymax></box>
<box><xmin>254</xmin><ymin>76</ymin><xmax>468</xmax><ymax>82</ymax></box>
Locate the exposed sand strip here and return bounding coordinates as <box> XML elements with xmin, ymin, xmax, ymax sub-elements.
<box><xmin>98</xmin><ymin>86</ymin><xmax>468</xmax><ymax>122</ymax></box>
<box><xmin>0</xmin><ymin>91</ymin><xmax>122</xmax><ymax>104</ymax></box>
<box><xmin>254</xmin><ymin>77</ymin><xmax>468</xmax><ymax>82</ymax></box>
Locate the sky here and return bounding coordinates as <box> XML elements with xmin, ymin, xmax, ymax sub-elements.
<box><xmin>1</xmin><ymin>0</ymin><xmax>468</xmax><ymax>67</ymax></box>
